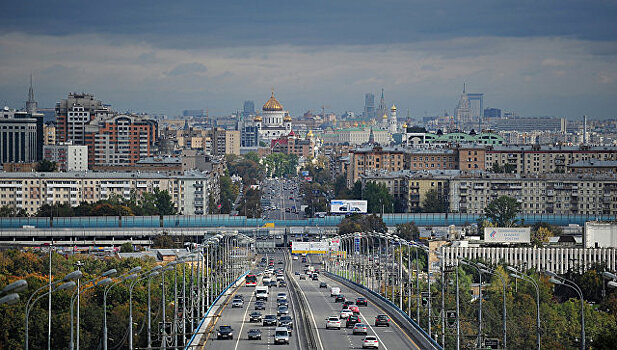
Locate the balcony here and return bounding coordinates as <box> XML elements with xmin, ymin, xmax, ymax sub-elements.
<box><xmin>546</xmin><ymin>190</ymin><xmax>554</xmax><ymax>196</ymax></box>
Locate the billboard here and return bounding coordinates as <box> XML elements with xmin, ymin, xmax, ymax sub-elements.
<box><xmin>329</xmin><ymin>200</ymin><xmax>368</xmax><ymax>214</ymax></box>
<box><xmin>484</xmin><ymin>227</ymin><xmax>530</xmax><ymax>243</ymax></box>
<box><xmin>291</xmin><ymin>241</ymin><xmax>329</xmax><ymax>254</ymax></box>
<box><xmin>584</xmin><ymin>222</ymin><xmax>617</xmax><ymax>248</ymax></box>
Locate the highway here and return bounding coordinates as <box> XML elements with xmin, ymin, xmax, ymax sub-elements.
<box><xmin>202</xmin><ymin>252</ymin><xmax>422</xmax><ymax>350</ymax></box>
<box><xmin>261</xmin><ymin>178</ymin><xmax>302</xmax><ymax>221</ymax></box>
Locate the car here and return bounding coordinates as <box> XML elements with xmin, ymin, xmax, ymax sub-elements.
<box><xmin>277</xmin><ymin>292</ymin><xmax>288</xmax><ymax>300</ymax></box>
<box><xmin>274</xmin><ymin>327</ymin><xmax>290</xmax><ymax>344</ymax></box>
<box><xmin>263</xmin><ymin>277</ymin><xmax>272</xmax><ymax>285</ymax></box>
<box><xmin>249</xmin><ymin>311</ymin><xmax>262</xmax><ymax>322</ymax></box>
<box><xmin>236</xmin><ymin>294</ymin><xmax>245</xmax><ymax>301</ymax></box>
<box><xmin>263</xmin><ymin>314</ymin><xmax>277</xmax><ymax>326</ymax></box>
<box><xmin>319</xmin><ymin>282</ymin><xmax>328</xmax><ymax>288</ymax></box>
<box><xmin>326</xmin><ymin>316</ymin><xmax>341</xmax><ymax>329</ymax></box>
<box><xmin>349</xmin><ymin>305</ymin><xmax>360</xmax><ymax>314</ymax></box>
<box><xmin>247</xmin><ymin>328</ymin><xmax>262</xmax><ymax>340</ymax></box>
<box><xmin>278</xmin><ymin>280</ymin><xmax>287</xmax><ymax>287</ymax></box>
<box><xmin>353</xmin><ymin>323</ymin><xmax>368</xmax><ymax>335</ymax></box>
<box><xmin>343</xmin><ymin>300</ymin><xmax>354</xmax><ymax>308</ymax></box>
<box><xmin>293</xmin><ymin>255</ymin><xmax>298</xmax><ymax>260</ymax></box>
<box><xmin>346</xmin><ymin>314</ymin><xmax>362</xmax><ymax>328</ymax></box>
<box><xmin>277</xmin><ymin>298</ymin><xmax>289</xmax><ymax>307</ymax></box>
<box><xmin>356</xmin><ymin>297</ymin><xmax>368</xmax><ymax>306</ymax></box>
<box><xmin>375</xmin><ymin>315</ymin><xmax>390</xmax><ymax>327</ymax></box>
<box><xmin>330</xmin><ymin>287</ymin><xmax>341</xmax><ymax>296</ymax></box>
<box><xmin>312</xmin><ymin>274</ymin><xmax>319</xmax><ymax>281</ymax></box>
<box><xmin>299</xmin><ymin>274</ymin><xmax>306</xmax><ymax>280</ymax></box>
<box><xmin>340</xmin><ymin>308</ymin><xmax>353</xmax><ymax>319</ymax></box>
<box><xmin>335</xmin><ymin>294</ymin><xmax>346</xmax><ymax>303</ymax></box>
<box><xmin>217</xmin><ymin>325</ymin><xmax>234</xmax><ymax>340</ymax></box>
<box><xmin>277</xmin><ymin>305</ymin><xmax>289</xmax><ymax>316</ymax></box>
<box><xmin>255</xmin><ymin>301</ymin><xmax>266</xmax><ymax>310</ymax></box>
<box><xmin>278</xmin><ymin>260</ymin><xmax>284</xmax><ymax>265</ymax></box>
<box><xmin>294</xmin><ymin>271</ymin><xmax>300</xmax><ymax>276</ymax></box>
<box><xmin>278</xmin><ymin>315</ymin><xmax>293</xmax><ymax>329</ymax></box>
<box><xmin>362</xmin><ymin>335</ymin><xmax>379</xmax><ymax>348</ymax></box>
<box><xmin>231</xmin><ymin>298</ymin><xmax>244</xmax><ymax>308</ymax></box>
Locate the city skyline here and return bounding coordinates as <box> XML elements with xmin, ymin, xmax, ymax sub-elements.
<box><xmin>0</xmin><ymin>1</ymin><xmax>616</xmax><ymax>119</ymax></box>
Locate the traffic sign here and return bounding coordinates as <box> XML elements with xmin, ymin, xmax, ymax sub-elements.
<box><xmin>484</xmin><ymin>338</ymin><xmax>499</xmax><ymax>349</ymax></box>
<box><xmin>446</xmin><ymin>310</ymin><xmax>457</xmax><ymax>328</ymax></box>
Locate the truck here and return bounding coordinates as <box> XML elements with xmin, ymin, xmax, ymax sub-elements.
<box><xmin>255</xmin><ymin>286</ymin><xmax>269</xmax><ymax>301</ymax></box>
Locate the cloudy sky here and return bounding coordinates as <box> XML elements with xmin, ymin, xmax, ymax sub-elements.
<box><xmin>1</xmin><ymin>0</ymin><xmax>616</xmax><ymax>119</ymax></box>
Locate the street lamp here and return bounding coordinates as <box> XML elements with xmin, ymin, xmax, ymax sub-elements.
<box><xmin>460</xmin><ymin>259</ymin><xmax>483</xmax><ymax>348</ymax></box>
<box><xmin>479</xmin><ymin>267</ymin><xmax>508</xmax><ymax>350</ymax></box>
<box><xmin>103</xmin><ymin>267</ymin><xmax>141</xmax><ymax>350</ymax></box>
<box><xmin>25</xmin><ymin>270</ymin><xmax>82</xmax><ymax>350</ymax></box>
<box><xmin>507</xmin><ymin>266</ymin><xmax>541</xmax><ymax>350</ymax></box>
<box><xmin>546</xmin><ymin>270</ymin><xmax>585</xmax><ymax>350</ymax></box>
<box><xmin>0</xmin><ymin>279</ymin><xmax>27</xmax><ymax>305</ymax></box>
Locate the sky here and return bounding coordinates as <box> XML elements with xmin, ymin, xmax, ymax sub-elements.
<box><xmin>1</xmin><ymin>0</ymin><xmax>616</xmax><ymax>119</ymax></box>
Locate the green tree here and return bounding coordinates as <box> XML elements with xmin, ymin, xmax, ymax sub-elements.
<box><xmin>395</xmin><ymin>222</ymin><xmax>419</xmax><ymax>241</ymax></box>
<box><xmin>35</xmin><ymin>159</ymin><xmax>57</xmax><ymax>172</ymax></box>
<box><xmin>0</xmin><ymin>205</ymin><xmax>28</xmax><ymax>217</ymax></box>
<box><xmin>421</xmin><ymin>188</ymin><xmax>448</xmax><ymax>213</ymax></box>
<box><xmin>152</xmin><ymin>233</ymin><xmax>175</xmax><ymax>248</ymax></box>
<box><xmin>154</xmin><ymin>189</ymin><xmax>176</xmax><ymax>215</ymax></box>
<box><xmin>120</xmin><ymin>242</ymin><xmax>134</xmax><ymax>253</ymax></box>
<box><xmin>334</xmin><ymin>174</ymin><xmax>351</xmax><ymax>199</ymax></box>
<box><xmin>363</xmin><ymin>182</ymin><xmax>394</xmax><ymax>214</ymax></box>
<box><xmin>219</xmin><ymin>175</ymin><xmax>238</xmax><ymax>214</ymax></box>
<box><xmin>338</xmin><ymin>214</ymin><xmax>386</xmax><ymax>234</ymax></box>
<box><xmin>483</xmin><ymin>195</ymin><xmax>521</xmax><ymax>227</ymax></box>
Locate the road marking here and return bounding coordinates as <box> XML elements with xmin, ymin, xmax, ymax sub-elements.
<box><xmin>233</xmin><ymin>286</ymin><xmax>255</xmax><ymax>350</ymax></box>
<box><xmin>292</xmin><ymin>256</ymin><xmax>325</xmax><ymax>350</ymax></box>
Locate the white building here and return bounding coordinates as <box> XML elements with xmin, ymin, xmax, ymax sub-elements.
<box><xmin>252</xmin><ymin>92</ymin><xmax>292</xmax><ymax>143</ymax></box>
<box><xmin>43</xmin><ymin>143</ymin><xmax>88</xmax><ymax>171</ymax></box>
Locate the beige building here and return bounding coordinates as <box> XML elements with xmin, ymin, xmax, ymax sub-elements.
<box><xmin>450</xmin><ymin>173</ymin><xmax>617</xmax><ymax>216</ymax></box>
<box><xmin>0</xmin><ymin>170</ymin><xmax>219</xmax><ymax>216</ymax></box>
<box><xmin>43</xmin><ymin>123</ymin><xmax>56</xmax><ymax>145</ymax></box>
<box><xmin>347</xmin><ymin>145</ymin><xmax>406</xmax><ymax>186</ymax></box>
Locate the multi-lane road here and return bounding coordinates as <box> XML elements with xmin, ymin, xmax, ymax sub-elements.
<box><xmin>261</xmin><ymin>178</ymin><xmax>302</xmax><ymax>221</ymax></box>
<box><xmin>202</xmin><ymin>252</ymin><xmax>422</xmax><ymax>350</ymax></box>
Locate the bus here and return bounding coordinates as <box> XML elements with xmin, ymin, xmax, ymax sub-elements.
<box><xmin>246</xmin><ymin>274</ymin><xmax>257</xmax><ymax>287</ymax></box>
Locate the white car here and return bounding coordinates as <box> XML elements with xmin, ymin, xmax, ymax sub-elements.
<box><xmin>340</xmin><ymin>309</ymin><xmax>353</xmax><ymax>319</ymax></box>
<box><xmin>330</xmin><ymin>287</ymin><xmax>341</xmax><ymax>297</ymax></box>
<box><xmin>326</xmin><ymin>316</ymin><xmax>341</xmax><ymax>329</ymax></box>
<box><xmin>293</xmin><ymin>256</ymin><xmax>299</xmax><ymax>260</ymax></box>
<box><xmin>277</xmin><ymin>292</ymin><xmax>288</xmax><ymax>301</ymax></box>
<box><xmin>362</xmin><ymin>335</ymin><xmax>379</xmax><ymax>348</ymax></box>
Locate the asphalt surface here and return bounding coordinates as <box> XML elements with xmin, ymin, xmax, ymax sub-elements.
<box><xmin>261</xmin><ymin>178</ymin><xmax>302</xmax><ymax>220</ymax></box>
<box><xmin>204</xmin><ymin>252</ymin><xmax>421</xmax><ymax>350</ymax></box>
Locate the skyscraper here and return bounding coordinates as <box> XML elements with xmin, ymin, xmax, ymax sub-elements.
<box><xmin>242</xmin><ymin>100</ymin><xmax>255</xmax><ymax>119</ymax></box>
<box><xmin>363</xmin><ymin>93</ymin><xmax>375</xmax><ymax>119</ymax></box>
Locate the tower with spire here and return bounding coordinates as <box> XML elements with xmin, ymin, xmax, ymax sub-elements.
<box><xmin>454</xmin><ymin>83</ymin><xmax>471</xmax><ymax>130</ymax></box>
<box><xmin>389</xmin><ymin>105</ymin><xmax>397</xmax><ymax>134</ymax></box>
<box><xmin>26</xmin><ymin>74</ymin><xmax>38</xmax><ymax>115</ymax></box>
<box><xmin>376</xmin><ymin>88</ymin><xmax>387</xmax><ymax>120</ymax></box>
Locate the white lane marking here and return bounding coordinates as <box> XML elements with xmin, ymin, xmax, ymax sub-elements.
<box><xmin>233</xmin><ymin>286</ymin><xmax>255</xmax><ymax>350</ymax></box>
<box><xmin>358</xmin><ymin>309</ymin><xmax>389</xmax><ymax>350</ymax></box>
<box><xmin>292</xmin><ymin>256</ymin><xmax>325</xmax><ymax>350</ymax></box>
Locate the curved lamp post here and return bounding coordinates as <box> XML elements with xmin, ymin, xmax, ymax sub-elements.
<box><xmin>25</xmin><ymin>270</ymin><xmax>81</xmax><ymax>350</ymax></box>
<box><xmin>478</xmin><ymin>263</ymin><xmax>508</xmax><ymax>350</ymax></box>
<box><xmin>507</xmin><ymin>266</ymin><xmax>540</xmax><ymax>350</ymax></box>
<box><xmin>103</xmin><ymin>266</ymin><xmax>141</xmax><ymax>350</ymax></box>
<box><xmin>0</xmin><ymin>279</ymin><xmax>27</xmax><ymax>305</ymax></box>
<box><xmin>546</xmin><ymin>270</ymin><xmax>585</xmax><ymax>350</ymax></box>
<box><xmin>128</xmin><ymin>266</ymin><xmax>162</xmax><ymax>350</ymax></box>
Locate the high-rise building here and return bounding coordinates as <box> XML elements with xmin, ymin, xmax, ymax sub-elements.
<box><xmin>55</xmin><ymin>93</ymin><xmax>111</xmax><ymax>144</ymax></box>
<box><xmin>84</xmin><ymin>114</ymin><xmax>157</xmax><ymax>167</ymax></box>
<box><xmin>43</xmin><ymin>123</ymin><xmax>56</xmax><ymax>145</ymax></box>
<box><xmin>242</xmin><ymin>100</ymin><xmax>255</xmax><ymax>118</ymax></box>
<box><xmin>454</xmin><ymin>84</ymin><xmax>472</xmax><ymax>128</ymax></box>
<box><xmin>0</xmin><ymin>107</ymin><xmax>43</xmax><ymax>165</ymax></box>
<box><xmin>483</xmin><ymin>108</ymin><xmax>501</xmax><ymax>119</ymax></box>
<box><xmin>241</xmin><ymin>125</ymin><xmax>259</xmax><ymax>147</ymax></box>
<box><xmin>363</xmin><ymin>93</ymin><xmax>375</xmax><ymax>119</ymax></box>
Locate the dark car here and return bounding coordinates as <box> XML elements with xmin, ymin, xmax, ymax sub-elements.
<box><xmin>249</xmin><ymin>311</ymin><xmax>262</xmax><ymax>322</ymax></box>
<box><xmin>343</xmin><ymin>300</ymin><xmax>354</xmax><ymax>308</ymax></box>
<box><xmin>299</xmin><ymin>274</ymin><xmax>306</xmax><ymax>280</ymax></box>
<box><xmin>375</xmin><ymin>314</ymin><xmax>390</xmax><ymax>327</ymax></box>
<box><xmin>255</xmin><ymin>301</ymin><xmax>266</xmax><ymax>310</ymax></box>
<box><xmin>312</xmin><ymin>274</ymin><xmax>319</xmax><ymax>281</ymax></box>
<box><xmin>356</xmin><ymin>297</ymin><xmax>368</xmax><ymax>306</ymax></box>
<box><xmin>247</xmin><ymin>328</ymin><xmax>262</xmax><ymax>340</ymax></box>
<box><xmin>319</xmin><ymin>282</ymin><xmax>327</xmax><ymax>288</ymax></box>
<box><xmin>335</xmin><ymin>294</ymin><xmax>346</xmax><ymax>303</ymax></box>
<box><xmin>294</xmin><ymin>271</ymin><xmax>300</xmax><ymax>276</ymax></box>
<box><xmin>263</xmin><ymin>314</ymin><xmax>277</xmax><ymax>326</ymax></box>
<box><xmin>278</xmin><ymin>280</ymin><xmax>287</xmax><ymax>287</ymax></box>
<box><xmin>277</xmin><ymin>298</ymin><xmax>289</xmax><ymax>306</ymax></box>
<box><xmin>278</xmin><ymin>315</ymin><xmax>293</xmax><ymax>329</ymax></box>
<box><xmin>217</xmin><ymin>325</ymin><xmax>234</xmax><ymax>339</ymax></box>
<box><xmin>346</xmin><ymin>314</ymin><xmax>362</xmax><ymax>328</ymax></box>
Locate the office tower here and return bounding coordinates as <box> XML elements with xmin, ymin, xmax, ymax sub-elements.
<box><xmin>0</xmin><ymin>107</ymin><xmax>43</xmax><ymax>165</ymax></box>
<box><xmin>483</xmin><ymin>108</ymin><xmax>501</xmax><ymax>119</ymax></box>
<box><xmin>243</xmin><ymin>100</ymin><xmax>255</xmax><ymax>118</ymax></box>
<box><xmin>364</xmin><ymin>93</ymin><xmax>375</xmax><ymax>119</ymax></box>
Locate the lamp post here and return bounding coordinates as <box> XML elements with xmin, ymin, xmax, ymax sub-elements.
<box><xmin>479</xmin><ymin>264</ymin><xmax>508</xmax><ymax>350</ymax></box>
<box><xmin>70</xmin><ymin>268</ymin><xmax>117</xmax><ymax>350</ymax></box>
<box><xmin>129</xmin><ymin>266</ymin><xmax>162</xmax><ymax>350</ymax></box>
<box><xmin>546</xmin><ymin>270</ymin><xmax>585</xmax><ymax>350</ymax></box>
<box><xmin>0</xmin><ymin>279</ymin><xmax>27</xmax><ymax>305</ymax></box>
<box><xmin>460</xmin><ymin>259</ymin><xmax>483</xmax><ymax>347</ymax></box>
<box><xmin>507</xmin><ymin>266</ymin><xmax>541</xmax><ymax>350</ymax></box>
<box><xmin>25</xmin><ymin>270</ymin><xmax>81</xmax><ymax>350</ymax></box>
<box><xmin>103</xmin><ymin>267</ymin><xmax>141</xmax><ymax>350</ymax></box>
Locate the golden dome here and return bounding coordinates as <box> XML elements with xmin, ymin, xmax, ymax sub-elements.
<box><xmin>262</xmin><ymin>91</ymin><xmax>283</xmax><ymax>111</ymax></box>
<box><xmin>391</xmin><ymin>104</ymin><xmax>397</xmax><ymax>111</ymax></box>
<box><xmin>307</xmin><ymin>130</ymin><xmax>314</xmax><ymax>137</ymax></box>
<box><xmin>253</xmin><ymin>115</ymin><xmax>262</xmax><ymax>122</ymax></box>
<box><xmin>382</xmin><ymin>113</ymin><xmax>388</xmax><ymax>119</ymax></box>
<box><xmin>402</xmin><ymin>123</ymin><xmax>407</xmax><ymax>128</ymax></box>
<box><xmin>283</xmin><ymin>115</ymin><xmax>292</xmax><ymax>122</ymax></box>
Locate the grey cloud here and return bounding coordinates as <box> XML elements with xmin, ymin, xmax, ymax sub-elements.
<box><xmin>167</xmin><ymin>62</ymin><xmax>207</xmax><ymax>76</ymax></box>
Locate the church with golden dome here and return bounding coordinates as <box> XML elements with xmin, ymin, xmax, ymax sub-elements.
<box><xmin>252</xmin><ymin>91</ymin><xmax>293</xmax><ymax>142</ymax></box>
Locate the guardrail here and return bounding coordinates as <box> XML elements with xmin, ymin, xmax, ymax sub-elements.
<box><xmin>184</xmin><ymin>271</ymin><xmax>249</xmax><ymax>349</ymax></box>
<box><xmin>324</xmin><ymin>271</ymin><xmax>442</xmax><ymax>350</ymax></box>
<box><xmin>285</xmin><ymin>253</ymin><xmax>319</xmax><ymax>350</ymax></box>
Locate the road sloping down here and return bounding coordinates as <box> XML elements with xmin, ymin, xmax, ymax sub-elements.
<box><xmin>285</xmin><ymin>253</ymin><xmax>320</xmax><ymax>350</ymax></box>
<box><xmin>324</xmin><ymin>271</ymin><xmax>443</xmax><ymax>350</ymax></box>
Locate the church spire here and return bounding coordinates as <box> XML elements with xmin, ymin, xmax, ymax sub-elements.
<box><xmin>26</xmin><ymin>73</ymin><xmax>38</xmax><ymax>115</ymax></box>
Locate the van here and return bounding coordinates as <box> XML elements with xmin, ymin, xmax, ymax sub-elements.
<box><xmin>330</xmin><ymin>287</ymin><xmax>341</xmax><ymax>297</ymax></box>
<box><xmin>274</xmin><ymin>327</ymin><xmax>290</xmax><ymax>344</ymax></box>
<box><xmin>255</xmin><ymin>286</ymin><xmax>269</xmax><ymax>301</ymax></box>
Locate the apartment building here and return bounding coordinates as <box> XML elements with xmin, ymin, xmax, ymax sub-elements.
<box><xmin>43</xmin><ymin>123</ymin><xmax>56</xmax><ymax>145</ymax></box>
<box><xmin>43</xmin><ymin>144</ymin><xmax>88</xmax><ymax>171</ymax></box>
<box><xmin>55</xmin><ymin>93</ymin><xmax>111</xmax><ymax>144</ymax></box>
<box><xmin>450</xmin><ymin>173</ymin><xmax>617</xmax><ymax>216</ymax></box>
<box><xmin>0</xmin><ymin>170</ymin><xmax>218</xmax><ymax>216</ymax></box>
<box><xmin>485</xmin><ymin>145</ymin><xmax>617</xmax><ymax>174</ymax></box>
<box><xmin>347</xmin><ymin>145</ymin><xmax>406</xmax><ymax>186</ymax></box>
<box><xmin>406</xmin><ymin>149</ymin><xmax>457</xmax><ymax>171</ymax></box>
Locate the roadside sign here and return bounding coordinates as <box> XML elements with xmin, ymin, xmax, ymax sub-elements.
<box><xmin>484</xmin><ymin>338</ymin><xmax>499</xmax><ymax>349</ymax></box>
<box><xmin>446</xmin><ymin>310</ymin><xmax>457</xmax><ymax>328</ymax></box>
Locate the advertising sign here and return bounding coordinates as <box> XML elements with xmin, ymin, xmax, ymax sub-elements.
<box><xmin>483</xmin><ymin>227</ymin><xmax>531</xmax><ymax>243</ymax></box>
<box><xmin>329</xmin><ymin>200</ymin><xmax>368</xmax><ymax>214</ymax></box>
<box><xmin>291</xmin><ymin>241</ymin><xmax>329</xmax><ymax>254</ymax></box>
